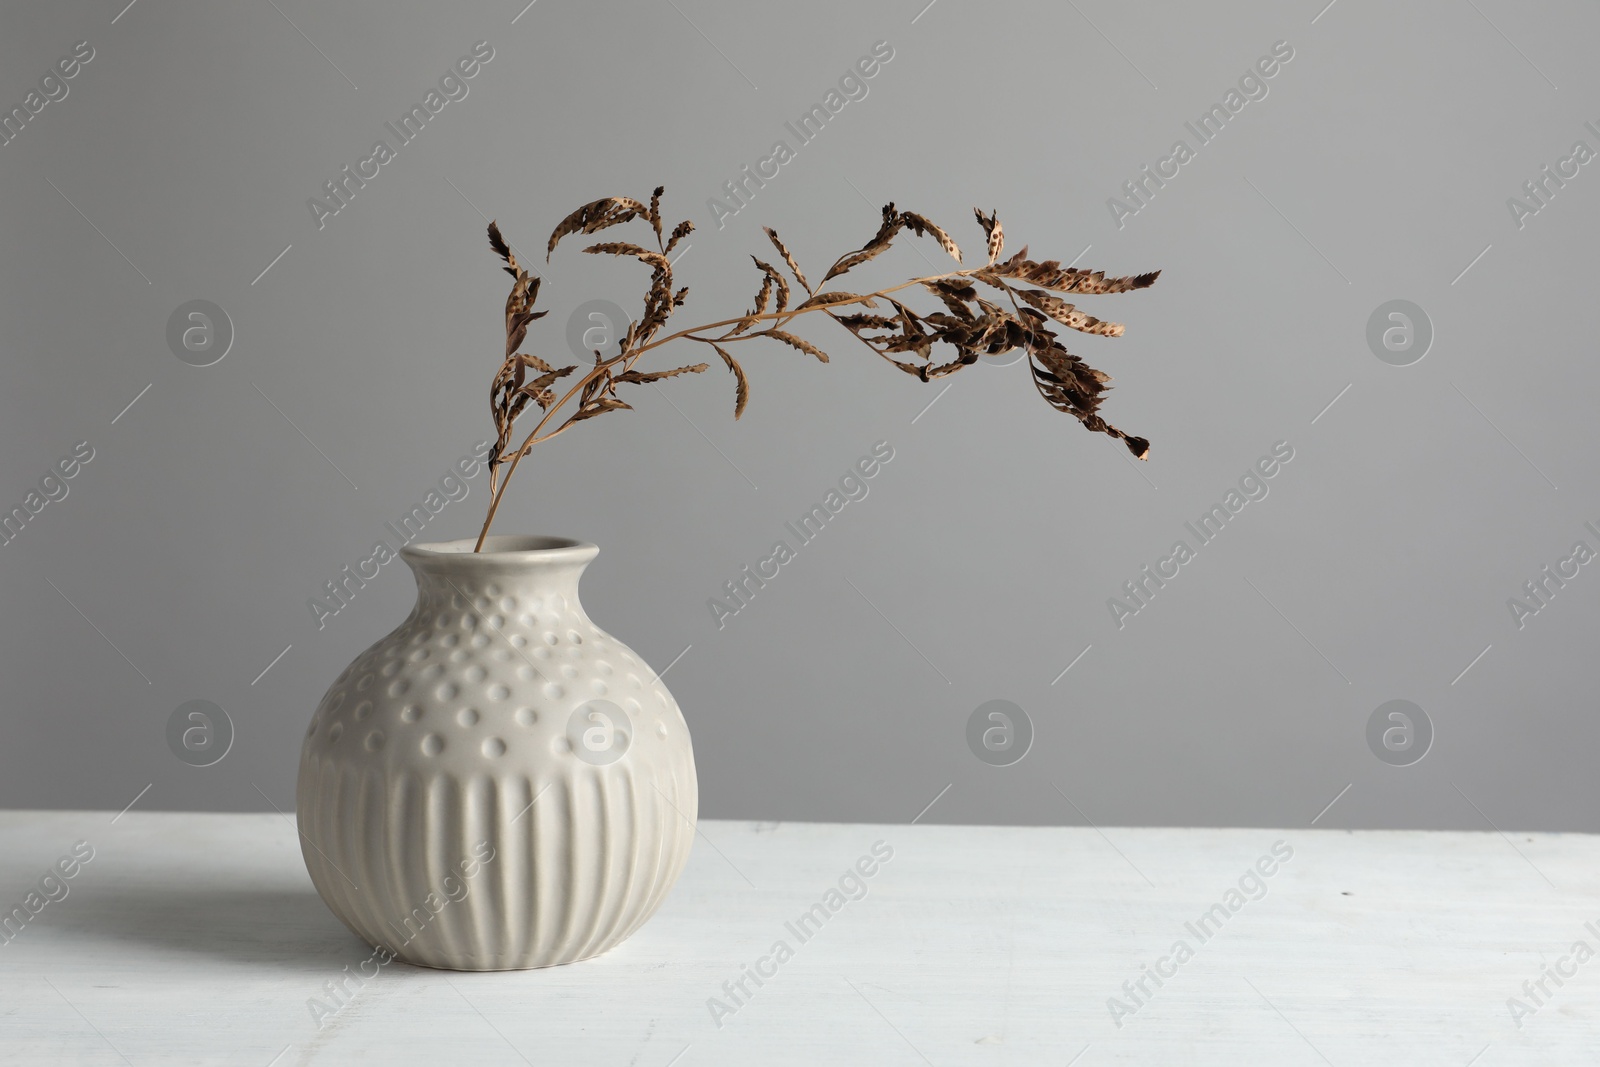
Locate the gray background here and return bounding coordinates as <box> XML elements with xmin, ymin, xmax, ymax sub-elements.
<box><xmin>2</xmin><ymin>0</ymin><xmax>1595</xmax><ymax>832</ymax></box>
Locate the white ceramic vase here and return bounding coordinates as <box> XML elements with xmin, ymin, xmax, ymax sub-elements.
<box><xmin>296</xmin><ymin>536</ymin><xmax>697</xmax><ymax>970</ymax></box>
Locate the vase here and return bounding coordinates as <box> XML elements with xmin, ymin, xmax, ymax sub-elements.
<box><xmin>296</xmin><ymin>535</ymin><xmax>697</xmax><ymax>970</ymax></box>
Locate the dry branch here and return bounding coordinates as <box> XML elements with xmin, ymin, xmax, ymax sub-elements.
<box><xmin>474</xmin><ymin>190</ymin><xmax>1160</xmax><ymax>550</ymax></box>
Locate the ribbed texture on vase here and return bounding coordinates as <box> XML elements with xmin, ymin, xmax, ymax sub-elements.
<box><xmin>296</xmin><ymin>757</ymin><xmax>695</xmax><ymax>969</ymax></box>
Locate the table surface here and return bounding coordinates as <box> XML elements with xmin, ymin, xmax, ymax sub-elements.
<box><xmin>1</xmin><ymin>811</ymin><xmax>1596</xmax><ymax>1065</ymax></box>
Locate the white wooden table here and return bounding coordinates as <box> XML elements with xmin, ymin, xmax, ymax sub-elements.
<box><xmin>1</xmin><ymin>812</ymin><xmax>1596</xmax><ymax>1065</ymax></box>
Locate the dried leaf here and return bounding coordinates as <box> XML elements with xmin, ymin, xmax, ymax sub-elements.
<box><xmin>648</xmin><ymin>186</ymin><xmax>664</xmax><ymax>240</ymax></box>
<box><xmin>572</xmin><ymin>396</ymin><xmax>634</xmax><ymax>421</ymax></box>
<box><xmin>764</xmin><ymin>227</ymin><xmax>811</xmax><ymax>294</ymax></box>
<box><xmin>528</xmin><ymin>366</ymin><xmax>576</xmax><ymax>391</ymax></box>
<box><xmin>1065</xmin><ymin>269</ymin><xmax>1161</xmax><ymax>295</ymax></box>
<box><xmin>751</xmin><ymin>257</ymin><xmax>791</xmax><ymax>312</ymax></box>
<box><xmin>901</xmin><ymin>211</ymin><xmax>961</xmax><ymax>262</ymax></box>
<box><xmin>973</xmin><ymin>207</ymin><xmax>1003</xmax><ymax>264</ymax></box>
<box><xmin>1013</xmin><ymin>288</ymin><xmax>1124</xmax><ymax>336</ymax></box>
<box><xmin>766</xmin><ymin>329</ymin><xmax>829</xmax><ymax>362</ymax></box>
<box><xmin>518</xmin><ymin>353</ymin><xmax>555</xmax><ymax>374</ymax></box>
<box><xmin>833</xmin><ymin>312</ymin><xmax>897</xmax><ymax>330</ymax></box>
<box><xmin>487</xmin><ymin>220</ymin><xmax>518</xmax><ymax>276</ymax></box>
<box><xmin>709</xmin><ymin>342</ymin><xmax>749</xmax><ymax>419</ymax></box>
<box><xmin>615</xmin><ymin>364</ymin><xmax>709</xmax><ymax>384</ymax></box>
<box><xmin>504</xmin><ymin>272</ymin><xmax>543</xmax><ymax>356</ymax></box>
<box><xmin>992</xmin><ymin>253</ymin><xmax>1161</xmax><ymax>294</ymax></box>
<box><xmin>920</xmin><ymin>278</ymin><xmax>977</xmax><ymax>322</ymax></box>
<box><xmin>796</xmin><ymin>291</ymin><xmax>870</xmax><ymax>311</ymax></box>
<box><xmin>582</xmin><ymin>240</ymin><xmax>651</xmax><ymax>258</ymax></box>
<box><xmin>520</xmin><ymin>365</ymin><xmax>576</xmax><ymax>410</ymax></box>
<box><xmin>583</xmin><ymin>242</ymin><xmax>671</xmax><ymax>272</ymax></box>
<box><xmin>638</xmin><ymin>273</ymin><xmax>673</xmax><ymax>340</ymax></box>
<box><xmin>665</xmin><ymin>219</ymin><xmax>694</xmax><ymax>254</ymax></box>
<box><xmin>546</xmin><ymin>196</ymin><xmax>649</xmax><ymax>260</ymax></box>
<box><xmin>1028</xmin><ymin>347</ymin><xmax>1148</xmax><ymax>459</ymax></box>
<box><xmin>823</xmin><ymin>204</ymin><xmax>902</xmax><ymax>283</ymax></box>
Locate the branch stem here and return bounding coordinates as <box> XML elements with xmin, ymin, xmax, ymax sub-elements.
<box><xmin>474</xmin><ymin>266</ymin><xmax>979</xmax><ymax>551</ymax></box>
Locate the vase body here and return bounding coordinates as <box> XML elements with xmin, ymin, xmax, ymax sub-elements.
<box><xmin>296</xmin><ymin>536</ymin><xmax>697</xmax><ymax>970</ymax></box>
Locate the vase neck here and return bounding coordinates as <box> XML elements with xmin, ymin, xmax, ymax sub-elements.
<box><xmin>400</xmin><ymin>537</ymin><xmax>597</xmax><ymax>618</ymax></box>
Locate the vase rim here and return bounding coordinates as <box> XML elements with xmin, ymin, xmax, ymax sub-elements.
<box><xmin>401</xmin><ymin>535</ymin><xmax>599</xmax><ymax>567</ymax></box>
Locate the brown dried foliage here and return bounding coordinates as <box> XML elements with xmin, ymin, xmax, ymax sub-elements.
<box><xmin>474</xmin><ymin>188</ymin><xmax>1160</xmax><ymax>550</ymax></box>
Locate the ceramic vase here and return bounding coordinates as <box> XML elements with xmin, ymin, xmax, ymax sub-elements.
<box><xmin>296</xmin><ymin>536</ymin><xmax>697</xmax><ymax>970</ymax></box>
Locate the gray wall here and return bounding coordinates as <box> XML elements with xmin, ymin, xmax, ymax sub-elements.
<box><xmin>2</xmin><ymin>0</ymin><xmax>1596</xmax><ymax>831</ymax></box>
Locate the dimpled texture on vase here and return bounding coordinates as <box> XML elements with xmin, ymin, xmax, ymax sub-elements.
<box><xmin>296</xmin><ymin>536</ymin><xmax>697</xmax><ymax>970</ymax></box>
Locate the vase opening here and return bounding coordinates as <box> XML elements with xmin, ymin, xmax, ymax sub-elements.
<box><xmin>404</xmin><ymin>535</ymin><xmax>597</xmax><ymax>558</ymax></box>
<box><xmin>400</xmin><ymin>536</ymin><xmax>600</xmax><ymax>602</ymax></box>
